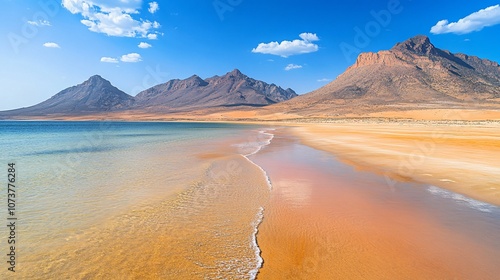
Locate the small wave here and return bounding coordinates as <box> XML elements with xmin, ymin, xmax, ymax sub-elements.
<box><xmin>248</xmin><ymin>131</ymin><xmax>274</xmax><ymax>156</ymax></box>
<box><xmin>427</xmin><ymin>186</ymin><xmax>497</xmax><ymax>213</ymax></box>
<box><xmin>248</xmin><ymin>207</ymin><xmax>264</xmax><ymax>280</ymax></box>
<box><xmin>233</xmin><ymin>130</ymin><xmax>274</xmax><ymax>157</ymax></box>
<box><xmin>238</xmin><ymin>129</ymin><xmax>275</xmax><ymax>279</ymax></box>
<box><xmin>244</xmin><ymin>155</ymin><xmax>273</xmax><ymax>192</ymax></box>
<box><xmin>260</xmin><ymin>166</ymin><xmax>273</xmax><ymax>191</ymax></box>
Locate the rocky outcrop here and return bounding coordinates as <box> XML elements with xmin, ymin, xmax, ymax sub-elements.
<box><xmin>349</xmin><ymin>51</ymin><xmax>406</xmax><ymax>69</ymax></box>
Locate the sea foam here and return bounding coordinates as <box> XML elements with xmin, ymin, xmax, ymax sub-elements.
<box><xmin>248</xmin><ymin>207</ymin><xmax>264</xmax><ymax>280</ymax></box>
<box><xmin>427</xmin><ymin>185</ymin><xmax>498</xmax><ymax>213</ymax></box>
<box><xmin>238</xmin><ymin>129</ymin><xmax>275</xmax><ymax>279</ymax></box>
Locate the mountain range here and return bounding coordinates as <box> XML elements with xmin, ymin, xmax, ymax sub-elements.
<box><xmin>0</xmin><ymin>69</ymin><xmax>296</xmax><ymax>117</ymax></box>
<box><xmin>134</xmin><ymin>69</ymin><xmax>297</xmax><ymax>111</ymax></box>
<box><xmin>1</xmin><ymin>35</ymin><xmax>500</xmax><ymax>120</ymax></box>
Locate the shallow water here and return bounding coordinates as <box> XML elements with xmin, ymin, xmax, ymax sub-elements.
<box><xmin>0</xmin><ymin>121</ymin><xmax>272</xmax><ymax>279</ymax></box>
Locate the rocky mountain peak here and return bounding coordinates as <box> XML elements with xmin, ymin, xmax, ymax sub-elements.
<box><xmin>185</xmin><ymin>75</ymin><xmax>208</xmax><ymax>86</ymax></box>
<box><xmin>0</xmin><ymin>75</ymin><xmax>134</xmax><ymax>116</ymax></box>
<box><xmin>274</xmin><ymin>35</ymin><xmax>500</xmax><ymax>118</ymax></box>
<box><xmin>84</xmin><ymin>74</ymin><xmax>110</xmax><ymax>86</ymax></box>
<box><xmin>226</xmin><ymin>69</ymin><xmax>246</xmax><ymax>78</ymax></box>
<box><xmin>134</xmin><ymin>69</ymin><xmax>297</xmax><ymax>108</ymax></box>
<box><xmin>349</xmin><ymin>36</ymin><xmax>442</xmax><ymax>70</ymax></box>
<box><xmin>392</xmin><ymin>35</ymin><xmax>437</xmax><ymax>55</ymax></box>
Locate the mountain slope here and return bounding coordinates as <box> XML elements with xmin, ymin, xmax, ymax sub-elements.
<box><xmin>134</xmin><ymin>69</ymin><xmax>297</xmax><ymax>110</ymax></box>
<box><xmin>1</xmin><ymin>75</ymin><xmax>134</xmax><ymax>117</ymax></box>
<box><xmin>273</xmin><ymin>35</ymin><xmax>500</xmax><ymax>116</ymax></box>
<box><xmin>0</xmin><ymin>70</ymin><xmax>297</xmax><ymax>118</ymax></box>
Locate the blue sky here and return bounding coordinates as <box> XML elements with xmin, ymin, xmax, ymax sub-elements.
<box><xmin>1</xmin><ymin>0</ymin><xmax>500</xmax><ymax>110</ymax></box>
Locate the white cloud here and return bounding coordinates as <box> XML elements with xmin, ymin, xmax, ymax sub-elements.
<box><xmin>63</xmin><ymin>0</ymin><xmax>143</xmax><ymax>13</ymax></box>
<box><xmin>62</xmin><ymin>0</ymin><xmax>161</xmax><ymax>39</ymax></box>
<box><xmin>430</xmin><ymin>5</ymin><xmax>500</xmax><ymax>34</ymax></box>
<box><xmin>100</xmin><ymin>57</ymin><xmax>119</xmax><ymax>63</ymax></box>
<box><xmin>147</xmin><ymin>33</ymin><xmax>158</xmax><ymax>40</ymax></box>
<box><xmin>27</xmin><ymin>20</ymin><xmax>51</xmax><ymax>26</ymax></box>
<box><xmin>299</xmin><ymin>33</ymin><xmax>319</xmax><ymax>42</ymax></box>
<box><xmin>252</xmin><ymin>32</ymin><xmax>320</xmax><ymax>57</ymax></box>
<box><xmin>317</xmin><ymin>78</ymin><xmax>331</xmax><ymax>82</ymax></box>
<box><xmin>120</xmin><ymin>53</ymin><xmax>142</xmax><ymax>62</ymax></box>
<box><xmin>138</xmin><ymin>42</ymin><xmax>152</xmax><ymax>48</ymax></box>
<box><xmin>148</xmin><ymin>2</ymin><xmax>159</xmax><ymax>14</ymax></box>
<box><xmin>43</xmin><ymin>42</ymin><xmax>60</xmax><ymax>48</ymax></box>
<box><xmin>284</xmin><ymin>64</ymin><xmax>302</xmax><ymax>71</ymax></box>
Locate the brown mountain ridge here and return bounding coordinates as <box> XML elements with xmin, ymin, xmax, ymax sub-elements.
<box><xmin>0</xmin><ymin>69</ymin><xmax>297</xmax><ymax>118</ymax></box>
<box><xmin>269</xmin><ymin>35</ymin><xmax>500</xmax><ymax>118</ymax></box>
<box><xmin>135</xmin><ymin>69</ymin><xmax>297</xmax><ymax>111</ymax></box>
<box><xmin>0</xmin><ymin>75</ymin><xmax>135</xmax><ymax>117</ymax></box>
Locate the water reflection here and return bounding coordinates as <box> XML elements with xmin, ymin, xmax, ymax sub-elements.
<box><xmin>275</xmin><ymin>179</ymin><xmax>313</xmax><ymax>207</ymax></box>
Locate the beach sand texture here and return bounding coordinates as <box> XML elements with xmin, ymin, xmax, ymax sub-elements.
<box><xmin>253</xmin><ymin>129</ymin><xmax>500</xmax><ymax>279</ymax></box>
<box><xmin>291</xmin><ymin>122</ymin><xmax>500</xmax><ymax>206</ymax></box>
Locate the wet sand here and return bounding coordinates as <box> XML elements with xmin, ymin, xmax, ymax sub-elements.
<box><xmin>251</xmin><ymin>130</ymin><xmax>500</xmax><ymax>279</ymax></box>
<box><xmin>290</xmin><ymin>122</ymin><xmax>500</xmax><ymax>206</ymax></box>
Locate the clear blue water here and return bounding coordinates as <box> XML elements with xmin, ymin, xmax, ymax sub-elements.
<box><xmin>1</xmin><ymin>121</ymin><xmax>279</xmax><ymax>279</ymax></box>
<box><xmin>1</xmin><ymin>121</ymin><xmax>252</xmax><ymax>158</ymax></box>
<box><xmin>0</xmin><ymin>121</ymin><xmax>258</xmax><ymax>251</ymax></box>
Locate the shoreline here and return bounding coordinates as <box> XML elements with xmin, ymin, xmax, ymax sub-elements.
<box><xmin>8</xmin><ymin>124</ymin><xmax>273</xmax><ymax>279</ymax></box>
<box><xmin>2</xmin><ymin>116</ymin><xmax>500</xmax><ymax>125</ymax></box>
<box><xmin>3</xmin><ymin>118</ymin><xmax>498</xmax><ymax>205</ymax></box>
<box><xmin>250</xmin><ymin>128</ymin><xmax>500</xmax><ymax>279</ymax></box>
<box><xmin>240</xmin><ymin>129</ymin><xmax>276</xmax><ymax>279</ymax></box>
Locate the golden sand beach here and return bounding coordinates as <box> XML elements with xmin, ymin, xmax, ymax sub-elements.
<box><xmin>252</xmin><ymin>127</ymin><xmax>500</xmax><ymax>279</ymax></box>
<box><xmin>290</xmin><ymin>122</ymin><xmax>500</xmax><ymax>206</ymax></box>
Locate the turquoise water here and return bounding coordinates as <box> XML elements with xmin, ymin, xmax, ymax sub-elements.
<box><xmin>0</xmin><ymin>121</ymin><xmax>268</xmax><ymax>277</ymax></box>
<box><xmin>0</xmin><ymin>121</ymin><xmax>251</xmax><ymax>157</ymax></box>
